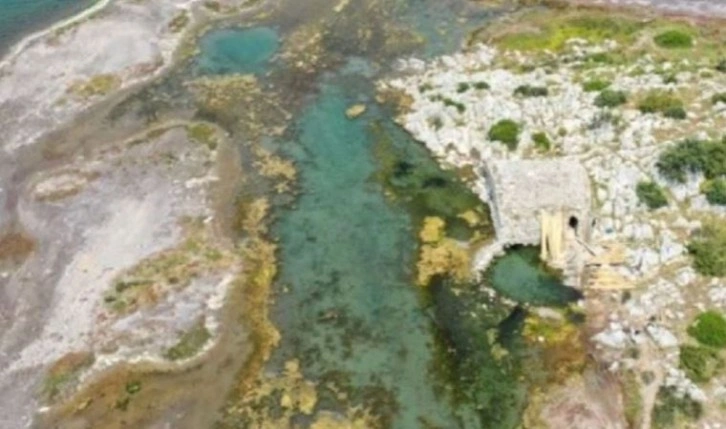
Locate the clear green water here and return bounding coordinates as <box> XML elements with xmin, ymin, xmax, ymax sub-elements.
<box><xmin>487</xmin><ymin>247</ymin><xmax>582</xmax><ymax>307</ymax></box>
<box><xmin>196</xmin><ymin>27</ymin><xmax>279</xmax><ymax>75</ymax></box>
<box><xmin>269</xmin><ymin>76</ymin><xmax>483</xmax><ymax>427</ymax></box>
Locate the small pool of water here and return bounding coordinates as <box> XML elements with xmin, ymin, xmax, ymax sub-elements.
<box><xmin>487</xmin><ymin>246</ymin><xmax>582</xmax><ymax>306</ymax></box>
<box><xmin>196</xmin><ymin>27</ymin><xmax>279</xmax><ymax>75</ymax></box>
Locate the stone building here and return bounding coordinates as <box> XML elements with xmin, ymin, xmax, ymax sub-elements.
<box><xmin>482</xmin><ymin>158</ymin><xmax>593</xmax><ymax>284</ymax></box>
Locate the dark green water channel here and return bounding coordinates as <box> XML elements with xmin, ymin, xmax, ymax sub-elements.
<box><xmin>193</xmin><ymin>2</ymin><xmax>580</xmax><ymax>427</ymax></box>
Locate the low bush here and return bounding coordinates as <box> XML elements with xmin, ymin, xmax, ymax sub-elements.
<box><xmin>638</xmin><ymin>91</ymin><xmax>685</xmax><ymax>117</ymax></box>
<box><xmin>457</xmin><ymin>82</ymin><xmax>471</xmax><ymax>93</ymax></box>
<box><xmin>473</xmin><ymin>81</ymin><xmax>490</xmax><ymax>90</ymax></box>
<box><xmin>712</xmin><ymin>93</ymin><xmax>726</xmax><ymax>105</ymax></box>
<box><xmin>716</xmin><ymin>59</ymin><xmax>726</xmax><ymax>73</ymax></box>
<box><xmin>687</xmin><ymin>311</ymin><xmax>726</xmax><ymax>348</ymax></box>
<box><xmin>488</xmin><ymin>119</ymin><xmax>520</xmax><ymax>150</ymax></box>
<box><xmin>663</xmin><ymin>106</ymin><xmax>687</xmax><ymax>120</ymax></box>
<box><xmin>656</xmin><ymin>138</ymin><xmax>726</xmax><ymax>183</ymax></box>
<box><xmin>514</xmin><ymin>84</ymin><xmax>549</xmax><ymax>97</ymax></box>
<box><xmin>531</xmin><ymin>132</ymin><xmax>551</xmax><ymax>151</ymax></box>
<box><xmin>594</xmin><ymin>89</ymin><xmax>627</xmax><ymax>108</ymax></box>
<box><xmin>702</xmin><ymin>178</ymin><xmax>726</xmax><ymax>205</ymax></box>
<box><xmin>654</xmin><ymin>30</ymin><xmax>694</xmax><ymax>49</ymax></box>
<box><xmin>679</xmin><ymin>345</ymin><xmax>723</xmax><ymax>382</ymax></box>
<box><xmin>442</xmin><ymin>97</ymin><xmax>466</xmax><ymax>114</ymax></box>
<box><xmin>688</xmin><ymin>222</ymin><xmax>726</xmax><ymax>277</ymax></box>
<box><xmin>652</xmin><ymin>386</ymin><xmax>702</xmax><ymax>428</ymax></box>
<box><xmin>636</xmin><ymin>181</ymin><xmax>668</xmax><ymax>210</ymax></box>
<box><xmin>582</xmin><ymin>79</ymin><xmax>611</xmax><ymax>92</ymax></box>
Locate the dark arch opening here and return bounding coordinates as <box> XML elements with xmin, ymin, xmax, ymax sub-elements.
<box><xmin>568</xmin><ymin>216</ymin><xmax>579</xmax><ymax>235</ymax></box>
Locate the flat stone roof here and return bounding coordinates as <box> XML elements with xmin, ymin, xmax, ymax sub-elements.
<box><xmin>484</xmin><ymin>158</ymin><xmax>592</xmax><ymax>245</ymax></box>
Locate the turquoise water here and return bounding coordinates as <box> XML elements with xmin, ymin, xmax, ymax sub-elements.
<box><xmin>269</xmin><ymin>76</ymin><xmax>483</xmax><ymax>427</ymax></box>
<box><xmin>488</xmin><ymin>246</ymin><xmax>582</xmax><ymax>306</ymax></box>
<box><xmin>196</xmin><ymin>27</ymin><xmax>279</xmax><ymax>75</ymax></box>
<box><xmin>0</xmin><ymin>0</ymin><xmax>97</xmax><ymax>55</ymax></box>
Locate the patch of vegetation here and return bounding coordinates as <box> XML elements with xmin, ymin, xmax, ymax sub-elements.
<box><xmin>702</xmin><ymin>178</ymin><xmax>726</xmax><ymax>205</ymax></box>
<box><xmin>68</xmin><ymin>74</ymin><xmax>121</xmax><ymax>99</ymax></box>
<box><xmin>718</xmin><ymin>59</ymin><xmax>726</xmax><ymax>73</ymax></box>
<box><xmin>419</xmin><ymin>83</ymin><xmax>433</xmax><ymax>93</ymax></box>
<box><xmin>656</xmin><ymin>138</ymin><xmax>726</xmax><ymax>183</ymax></box>
<box><xmin>495</xmin><ymin>14</ymin><xmax>640</xmax><ymax>52</ymax></box>
<box><xmin>433</xmin><ymin>96</ymin><xmax>466</xmax><ymax>114</ymax></box>
<box><xmin>167</xmin><ymin>10</ymin><xmax>190</xmax><ymax>33</ymax></box>
<box><xmin>654</xmin><ymin>30</ymin><xmax>694</xmax><ymax>49</ymax></box>
<box><xmin>712</xmin><ymin>93</ymin><xmax>726</xmax><ymax>105</ymax></box>
<box><xmin>636</xmin><ymin>181</ymin><xmax>668</xmax><ymax>210</ymax></box>
<box><xmin>679</xmin><ymin>345</ymin><xmax>723</xmax><ymax>383</ymax></box>
<box><xmin>488</xmin><ymin>119</ymin><xmax>520</xmax><ymax>150</ymax></box>
<box><xmin>473</xmin><ymin>81</ymin><xmax>490</xmax><ymax>90</ymax></box>
<box><xmin>531</xmin><ymin>132</ymin><xmax>551</xmax><ymax>152</ymax></box>
<box><xmin>638</xmin><ymin>90</ymin><xmax>685</xmax><ymax>118</ymax></box>
<box><xmin>165</xmin><ymin>321</ymin><xmax>212</xmax><ymax>360</ymax></box>
<box><xmin>513</xmin><ymin>84</ymin><xmax>548</xmax><ymax>97</ymax></box>
<box><xmin>42</xmin><ymin>352</ymin><xmax>95</xmax><ymax>401</ymax></box>
<box><xmin>652</xmin><ymin>386</ymin><xmax>702</xmax><ymax>428</ymax></box>
<box><xmin>663</xmin><ymin>106</ymin><xmax>686</xmax><ymax>119</ymax></box>
<box><xmin>622</xmin><ymin>371</ymin><xmax>644</xmax><ymax>428</ymax></box>
<box><xmin>594</xmin><ymin>89</ymin><xmax>627</xmax><ymax>108</ymax></box>
<box><xmin>582</xmin><ymin>78</ymin><xmax>611</xmax><ymax>92</ymax></box>
<box><xmin>186</xmin><ymin>122</ymin><xmax>219</xmax><ymax>150</ymax></box>
<box><xmin>104</xmin><ymin>220</ymin><xmax>232</xmax><ymax>314</ymax></box>
<box><xmin>688</xmin><ymin>311</ymin><xmax>726</xmax><ymax>348</ymax></box>
<box><xmin>457</xmin><ymin>82</ymin><xmax>471</xmax><ymax>93</ymax></box>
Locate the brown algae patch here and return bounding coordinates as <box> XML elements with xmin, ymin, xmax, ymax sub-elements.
<box><xmin>416</xmin><ymin>216</ymin><xmax>472</xmax><ymax>286</ymax></box>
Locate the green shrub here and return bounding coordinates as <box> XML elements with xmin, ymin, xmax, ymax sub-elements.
<box><xmin>663</xmin><ymin>106</ymin><xmax>687</xmax><ymax>120</ymax></box>
<box><xmin>531</xmin><ymin>132</ymin><xmax>551</xmax><ymax>151</ymax></box>
<box><xmin>636</xmin><ymin>181</ymin><xmax>668</xmax><ymax>209</ymax></box>
<box><xmin>473</xmin><ymin>81</ymin><xmax>490</xmax><ymax>90</ymax></box>
<box><xmin>419</xmin><ymin>83</ymin><xmax>433</xmax><ymax>93</ymax></box>
<box><xmin>638</xmin><ymin>91</ymin><xmax>684</xmax><ymax>116</ymax></box>
<box><xmin>457</xmin><ymin>82</ymin><xmax>471</xmax><ymax>93</ymax></box>
<box><xmin>688</xmin><ymin>222</ymin><xmax>726</xmax><ymax>277</ymax></box>
<box><xmin>712</xmin><ymin>93</ymin><xmax>726</xmax><ymax>105</ymax></box>
<box><xmin>582</xmin><ymin>79</ymin><xmax>611</xmax><ymax>92</ymax></box>
<box><xmin>688</xmin><ymin>311</ymin><xmax>726</xmax><ymax>348</ymax></box>
<box><xmin>442</xmin><ymin>97</ymin><xmax>466</xmax><ymax>114</ymax></box>
<box><xmin>702</xmin><ymin>178</ymin><xmax>726</xmax><ymax>205</ymax></box>
<box><xmin>594</xmin><ymin>89</ymin><xmax>627</xmax><ymax>108</ymax></box>
<box><xmin>716</xmin><ymin>59</ymin><xmax>726</xmax><ymax>73</ymax></box>
<box><xmin>488</xmin><ymin>120</ymin><xmax>520</xmax><ymax>150</ymax></box>
<box><xmin>654</xmin><ymin>30</ymin><xmax>694</xmax><ymax>49</ymax></box>
<box><xmin>656</xmin><ymin>138</ymin><xmax>726</xmax><ymax>183</ymax></box>
<box><xmin>514</xmin><ymin>85</ymin><xmax>549</xmax><ymax>97</ymax></box>
<box><xmin>679</xmin><ymin>345</ymin><xmax>723</xmax><ymax>382</ymax></box>
<box><xmin>652</xmin><ymin>386</ymin><xmax>703</xmax><ymax>428</ymax></box>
